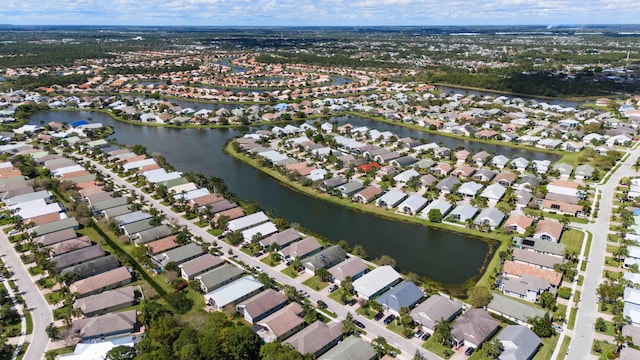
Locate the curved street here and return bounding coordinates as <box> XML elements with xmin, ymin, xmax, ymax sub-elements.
<box><xmin>0</xmin><ymin>230</ymin><xmax>52</xmax><ymax>360</ymax></box>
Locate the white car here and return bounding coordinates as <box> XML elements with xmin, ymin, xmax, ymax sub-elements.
<box><xmin>254</xmin><ymin>265</ymin><xmax>263</xmax><ymax>273</ymax></box>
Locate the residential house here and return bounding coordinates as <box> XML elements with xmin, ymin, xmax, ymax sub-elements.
<box><xmin>374</xmin><ymin>281</ymin><xmax>423</xmax><ymax>315</ymax></box>
<box><xmin>457</xmin><ymin>182</ymin><xmax>483</xmax><ymax>197</ymax></box>
<box><xmin>474</xmin><ymin>169</ymin><xmax>497</xmax><ymax>182</ymax></box>
<box><xmin>179</xmin><ymin>254</ymin><xmax>225</xmax><ymax>280</ymax></box>
<box><xmin>480</xmin><ymin>183</ymin><xmax>506</xmax><ymax>202</ymax></box>
<box><xmin>279</xmin><ymin>237</ymin><xmax>322</xmax><ymax>260</ymax></box>
<box><xmin>259</xmin><ymin>228</ymin><xmax>301</xmax><ymax>249</ymax></box>
<box><xmin>435</xmin><ymin>176</ymin><xmax>460</xmax><ymax>194</ymax></box>
<box><xmin>500</xmin><ymin>275</ymin><xmax>551</xmax><ymax>302</ymax></box>
<box><xmin>328</xmin><ymin>257</ymin><xmax>369</xmax><ymax>284</ymax></box>
<box><xmin>552</xmin><ymin>163</ymin><xmax>573</xmax><ymax>178</ymax></box>
<box><xmin>575</xmin><ymin>164</ymin><xmax>595</xmax><ymax>181</ymax></box>
<box><xmin>449</xmin><ymin>204</ymin><xmax>478</xmax><ymax>223</ymax></box>
<box><xmin>157</xmin><ymin>243</ymin><xmax>204</xmax><ymax>267</ymax></box>
<box><xmin>236</xmin><ymin>289</ymin><xmax>289</xmax><ymax>324</ymax></box>
<box><xmin>303</xmin><ymin>245</ymin><xmax>347</xmax><ymax>274</ymax></box>
<box><xmin>420</xmin><ymin>199</ymin><xmax>452</xmax><ymax>219</ymax></box>
<box><xmin>397</xmin><ymin>195</ymin><xmax>428</xmax><ymax>215</ymax></box>
<box><xmin>503</xmin><ymin>261</ymin><xmax>562</xmax><ymax>288</ymax></box>
<box><xmin>204</xmin><ymin>276</ymin><xmax>263</xmax><ymax>311</ymax></box>
<box><xmin>69</xmin><ymin>310</ymin><xmax>138</xmax><ymax>341</ymax></box>
<box><xmin>487</xmin><ymin>293</ymin><xmax>546</xmax><ymax>326</ymax></box>
<box><xmin>497</xmin><ymin>325</ymin><xmax>541</xmax><ymax>360</ymax></box>
<box><xmin>285</xmin><ymin>321</ymin><xmax>343</xmax><ymax>358</ymax></box>
<box><xmin>503</xmin><ymin>215</ymin><xmax>534</xmax><ymax>234</ymax></box>
<box><xmin>624</xmin><ymin>288</ymin><xmax>640</xmax><ymax>327</ymax></box>
<box><xmin>256</xmin><ymin>303</ymin><xmax>306</xmax><ymax>342</ymax></box>
<box><xmin>493</xmin><ymin>172</ymin><xmax>517</xmax><ymax>187</ymax></box>
<box><xmin>337</xmin><ymin>181</ymin><xmax>363</xmax><ymax>197</ymax></box>
<box><xmin>69</xmin><ymin>266</ymin><xmax>132</xmax><ymax>297</ymax></box>
<box><xmin>513</xmin><ymin>248</ymin><xmax>565</xmax><ymax>270</ymax></box>
<box><xmin>375</xmin><ymin>189</ymin><xmax>407</xmax><ymax>209</ymax></box>
<box><xmin>452</xmin><ymin>165</ymin><xmax>476</xmax><ymax>179</ymax></box>
<box><xmin>318</xmin><ymin>336</ymin><xmax>376</xmax><ymax>360</ymax></box>
<box><xmin>73</xmin><ymin>286</ymin><xmax>138</xmax><ymax>317</ymax></box>
<box><xmin>352</xmin><ymin>185</ymin><xmax>383</xmax><ymax>204</ymax></box>
<box><xmin>533</xmin><ymin>219</ymin><xmax>563</xmax><ymax>243</ymax></box>
<box><xmin>61</xmin><ymin>255</ymin><xmax>120</xmax><ymax>280</ymax></box>
<box><xmin>411</xmin><ymin>294</ymin><xmax>463</xmax><ymax>334</ymax></box>
<box><xmin>474</xmin><ymin>208</ymin><xmax>505</xmax><ymax>229</ymax></box>
<box><xmin>451</xmin><ymin>309</ymin><xmax>500</xmax><ymax>349</ymax></box>
<box><xmin>196</xmin><ymin>263</ymin><xmax>244</xmax><ymax>293</ymax></box>
<box><xmin>352</xmin><ymin>265</ymin><xmax>401</xmax><ymax>300</ymax></box>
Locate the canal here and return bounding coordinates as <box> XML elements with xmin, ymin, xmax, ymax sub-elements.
<box><xmin>30</xmin><ymin>110</ymin><xmax>548</xmax><ymax>286</ymax></box>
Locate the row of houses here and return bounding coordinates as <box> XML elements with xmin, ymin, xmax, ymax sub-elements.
<box><xmin>0</xmin><ymin>146</ymin><xmax>143</xmax><ymax>345</ymax></box>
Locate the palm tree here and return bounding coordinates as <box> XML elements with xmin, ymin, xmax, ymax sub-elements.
<box><xmin>433</xmin><ymin>318</ymin><xmax>453</xmax><ymax>346</ymax></box>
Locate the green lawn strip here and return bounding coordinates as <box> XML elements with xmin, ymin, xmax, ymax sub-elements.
<box><xmin>556</xmin><ymin>336</ymin><xmax>571</xmax><ymax>360</ymax></box>
<box><xmin>24</xmin><ymin>309</ymin><xmax>33</xmax><ymax>335</ymax></box>
<box><xmin>533</xmin><ymin>334</ymin><xmax>560</xmax><ymax>360</ymax></box>
<box><xmin>302</xmin><ymin>276</ymin><xmax>329</xmax><ymax>291</ymax></box>
<box><xmin>44</xmin><ymin>290</ymin><xmax>65</xmax><ymax>305</ymax></box>
<box><xmin>568</xmin><ymin>308</ymin><xmax>578</xmax><ymax>330</ymax></box>
<box><xmin>318</xmin><ymin>308</ymin><xmax>337</xmax><ymax>319</ymax></box>
<box><xmin>573</xmin><ymin>290</ymin><xmax>581</xmax><ymax>304</ymax></box>
<box><xmin>422</xmin><ymin>337</ymin><xmax>454</xmax><ymax>359</ymax></box>
<box><xmin>577</xmin><ymin>275</ymin><xmax>584</xmax><ymax>286</ymax></box>
<box><xmin>560</xmin><ymin>230</ymin><xmax>584</xmax><ymax>254</ymax></box>
<box><xmin>281</xmin><ymin>265</ymin><xmax>300</xmax><ymax>278</ymax></box>
<box><xmin>15</xmin><ymin>341</ymin><xmax>28</xmax><ymax>360</ymax></box>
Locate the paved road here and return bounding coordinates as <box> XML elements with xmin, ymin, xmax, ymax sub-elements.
<box><xmin>0</xmin><ymin>231</ymin><xmax>52</xmax><ymax>360</ymax></box>
<box><xmin>568</xmin><ymin>147</ymin><xmax>640</xmax><ymax>359</ymax></box>
<box><xmin>81</xmin><ymin>155</ymin><xmax>439</xmax><ymax>360</ymax></box>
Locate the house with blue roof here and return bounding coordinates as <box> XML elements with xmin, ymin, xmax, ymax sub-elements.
<box><xmin>374</xmin><ymin>281</ymin><xmax>423</xmax><ymax>315</ymax></box>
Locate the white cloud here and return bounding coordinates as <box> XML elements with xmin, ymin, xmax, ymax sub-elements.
<box><xmin>0</xmin><ymin>0</ymin><xmax>638</xmax><ymax>25</ymax></box>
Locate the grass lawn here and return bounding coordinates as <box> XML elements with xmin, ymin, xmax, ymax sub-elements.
<box><xmin>604</xmin><ymin>256</ymin><xmax>619</xmax><ymax>267</ymax></box>
<box><xmin>45</xmin><ymin>346</ymin><xmax>75</xmax><ymax>359</ymax></box>
<box><xmin>560</xmin><ymin>229</ymin><xmax>584</xmax><ymax>255</ymax></box>
<box><xmin>318</xmin><ymin>308</ymin><xmax>337</xmax><ymax>319</ymax></box>
<box><xmin>44</xmin><ymin>290</ymin><xmax>65</xmax><ymax>305</ymax></box>
<box><xmin>195</xmin><ymin>220</ymin><xmax>208</xmax><ymax>228</ymax></box>
<box><xmin>605</xmin><ymin>245</ymin><xmax>619</xmax><ymax>254</ymax></box>
<box><xmin>592</xmin><ymin>340</ymin><xmax>617</xmax><ymax>360</ymax></box>
<box><xmin>596</xmin><ymin>319</ymin><xmax>617</xmax><ymax>337</ymax></box>
<box><xmin>386</xmin><ymin>322</ymin><xmax>409</xmax><ymax>338</ymax></box>
<box><xmin>533</xmin><ymin>334</ymin><xmax>559</xmax><ymax>360</ymax></box>
<box><xmin>356</xmin><ymin>306</ymin><xmax>377</xmax><ymax>319</ymax></box>
<box><xmin>422</xmin><ymin>337</ymin><xmax>454</xmax><ymax>359</ymax></box>
<box><xmin>303</xmin><ymin>275</ymin><xmax>329</xmax><ymax>291</ymax></box>
<box><xmin>281</xmin><ymin>265</ymin><xmax>299</xmax><ymax>278</ymax></box>
<box><xmin>27</xmin><ymin>265</ymin><xmax>43</xmax><ymax>276</ymax></box>
<box><xmin>568</xmin><ymin>308</ymin><xmax>578</xmax><ymax>330</ymax></box>
<box><xmin>328</xmin><ymin>288</ymin><xmax>349</xmax><ymax>304</ymax></box>
<box><xmin>556</xmin><ymin>336</ymin><xmax>571</xmax><ymax>360</ymax></box>
<box><xmin>208</xmin><ymin>228</ymin><xmax>223</xmax><ymax>236</ymax></box>
<box><xmin>261</xmin><ymin>256</ymin><xmax>281</xmax><ymax>267</ymax></box>
<box><xmin>577</xmin><ymin>275</ymin><xmax>584</xmax><ymax>286</ymax></box>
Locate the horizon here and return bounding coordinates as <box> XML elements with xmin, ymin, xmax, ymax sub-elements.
<box><xmin>4</xmin><ymin>0</ymin><xmax>640</xmax><ymax>27</ymax></box>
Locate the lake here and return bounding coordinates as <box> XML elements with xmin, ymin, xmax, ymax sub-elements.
<box><xmin>31</xmin><ymin>110</ymin><xmax>528</xmax><ymax>286</ymax></box>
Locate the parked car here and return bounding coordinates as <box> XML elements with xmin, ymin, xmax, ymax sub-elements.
<box><xmin>374</xmin><ymin>312</ymin><xmax>384</xmax><ymax>321</ymax></box>
<box><xmin>253</xmin><ymin>265</ymin><xmax>263</xmax><ymax>273</ymax></box>
<box><xmin>465</xmin><ymin>347</ymin><xmax>475</xmax><ymax>356</ymax></box>
<box><xmin>421</xmin><ymin>333</ymin><xmax>430</xmax><ymax>341</ymax></box>
<box><xmin>414</xmin><ymin>329</ymin><xmax>424</xmax><ymax>338</ymax></box>
<box><xmin>352</xmin><ymin>319</ymin><xmax>366</xmax><ymax>329</ymax></box>
<box><xmin>328</xmin><ymin>285</ymin><xmax>338</xmax><ymax>293</ymax></box>
<box><xmin>383</xmin><ymin>314</ymin><xmax>396</xmax><ymax>325</ymax></box>
<box><xmin>253</xmin><ymin>252</ymin><xmax>263</xmax><ymax>257</ymax></box>
<box><xmin>347</xmin><ymin>298</ymin><xmax>357</xmax><ymax>306</ymax></box>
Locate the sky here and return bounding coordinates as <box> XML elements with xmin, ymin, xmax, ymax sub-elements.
<box><xmin>2</xmin><ymin>0</ymin><xmax>640</xmax><ymax>27</ymax></box>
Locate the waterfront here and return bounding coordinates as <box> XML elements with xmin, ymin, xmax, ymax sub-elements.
<box><xmin>31</xmin><ymin>110</ymin><xmax>518</xmax><ymax>285</ymax></box>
